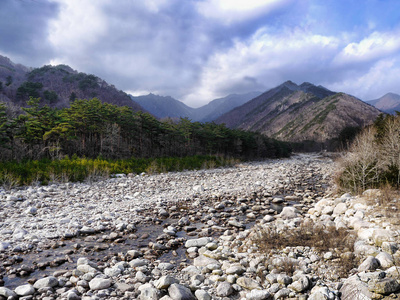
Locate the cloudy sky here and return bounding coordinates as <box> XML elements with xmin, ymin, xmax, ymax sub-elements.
<box><xmin>1</xmin><ymin>0</ymin><xmax>400</xmax><ymax>107</ymax></box>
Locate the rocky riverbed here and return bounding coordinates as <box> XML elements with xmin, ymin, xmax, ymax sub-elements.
<box><xmin>1</xmin><ymin>153</ymin><xmax>400</xmax><ymax>299</ymax></box>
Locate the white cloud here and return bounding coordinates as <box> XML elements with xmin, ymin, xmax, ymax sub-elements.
<box><xmin>328</xmin><ymin>58</ymin><xmax>400</xmax><ymax>100</ymax></box>
<box><xmin>196</xmin><ymin>0</ymin><xmax>293</xmax><ymax>25</ymax></box>
<box><xmin>48</xmin><ymin>0</ymin><xmax>107</xmax><ymax>60</ymax></box>
<box><xmin>183</xmin><ymin>28</ymin><xmax>340</xmax><ymax>107</ymax></box>
<box><xmin>334</xmin><ymin>30</ymin><xmax>400</xmax><ymax>65</ymax></box>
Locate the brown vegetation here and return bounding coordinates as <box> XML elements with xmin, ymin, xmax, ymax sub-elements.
<box><xmin>336</xmin><ymin>113</ymin><xmax>400</xmax><ymax>193</ymax></box>
<box><xmin>251</xmin><ymin>220</ymin><xmax>358</xmax><ymax>278</ymax></box>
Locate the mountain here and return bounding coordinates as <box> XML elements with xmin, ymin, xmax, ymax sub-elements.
<box><xmin>131</xmin><ymin>94</ymin><xmax>195</xmax><ymax>119</ymax></box>
<box><xmin>0</xmin><ymin>55</ymin><xmax>143</xmax><ymax>111</ymax></box>
<box><xmin>367</xmin><ymin>93</ymin><xmax>400</xmax><ymax>114</ymax></box>
<box><xmin>194</xmin><ymin>91</ymin><xmax>262</xmax><ymax>122</ymax></box>
<box><xmin>131</xmin><ymin>91</ymin><xmax>261</xmax><ymax>122</ymax></box>
<box><xmin>216</xmin><ymin>81</ymin><xmax>381</xmax><ymax>143</ymax></box>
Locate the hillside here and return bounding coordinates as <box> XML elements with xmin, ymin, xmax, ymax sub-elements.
<box><xmin>367</xmin><ymin>93</ymin><xmax>400</xmax><ymax>114</ymax></box>
<box><xmin>130</xmin><ymin>91</ymin><xmax>261</xmax><ymax>122</ymax></box>
<box><xmin>0</xmin><ymin>55</ymin><xmax>143</xmax><ymax>111</ymax></box>
<box><xmin>131</xmin><ymin>94</ymin><xmax>195</xmax><ymax>119</ymax></box>
<box><xmin>216</xmin><ymin>81</ymin><xmax>381</xmax><ymax>143</ymax></box>
<box><xmin>194</xmin><ymin>91</ymin><xmax>262</xmax><ymax>122</ymax></box>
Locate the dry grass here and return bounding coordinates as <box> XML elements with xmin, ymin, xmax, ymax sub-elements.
<box><xmin>253</xmin><ymin>222</ymin><xmax>355</xmax><ymax>253</ymax></box>
<box><xmin>251</xmin><ymin>221</ymin><xmax>358</xmax><ymax>278</ymax></box>
<box><xmin>363</xmin><ymin>184</ymin><xmax>400</xmax><ymax>224</ymax></box>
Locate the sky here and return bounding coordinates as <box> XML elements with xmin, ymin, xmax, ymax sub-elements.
<box><xmin>1</xmin><ymin>0</ymin><xmax>400</xmax><ymax>107</ymax></box>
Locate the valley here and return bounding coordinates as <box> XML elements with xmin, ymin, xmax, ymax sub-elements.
<box><xmin>1</xmin><ymin>154</ymin><xmax>400</xmax><ymax>299</ymax></box>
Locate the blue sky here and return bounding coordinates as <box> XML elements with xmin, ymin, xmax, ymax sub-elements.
<box><xmin>1</xmin><ymin>0</ymin><xmax>400</xmax><ymax>107</ymax></box>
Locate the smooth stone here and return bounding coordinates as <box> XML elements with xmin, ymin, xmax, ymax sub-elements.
<box><xmin>15</xmin><ymin>284</ymin><xmax>35</xmax><ymax>296</ymax></box>
<box><xmin>194</xmin><ymin>289</ymin><xmax>211</xmax><ymax>300</ymax></box>
<box><xmin>168</xmin><ymin>283</ymin><xmax>195</xmax><ymax>300</ymax></box>
<box><xmin>226</xmin><ymin>266</ymin><xmax>246</xmax><ymax>275</ymax></box>
<box><xmin>193</xmin><ymin>255</ymin><xmax>220</xmax><ymax>267</ymax></box>
<box><xmin>104</xmin><ymin>266</ymin><xmax>122</xmax><ymax>277</ymax></box>
<box><xmin>89</xmin><ymin>278</ymin><xmax>112</xmax><ymax>290</ymax></box>
<box><xmin>376</xmin><ymin>252</ymin><xmax>394</xmax><ymax>269</ymax></box>
<box><xmin>333</xmin><ymin>202</ymin><xmax>347</xmax><ymax>215</ymax></box>
<box><xmin>77</xmin><ymin>264</ymin><xmax>97</xmax><ymax>274</ymax></box>
<box><xmin>246</xmin><ymin>289</ymin><xmax>271</xmax><ymax>300</ymax></box>
<box><xmin>129</xmin><ymin>258</ymin><xmax>149</xmax><ymax>268</ymax></box>
<box><xmin>185</xmin><ymin>237</ymin><xmax>212</xmax><ymax>248</ymax></box>
<box><xmin>33</xmin><ymin>276</ymin><xmax>59</xmax><ymax>289</ymax></box>
<box><xmin>278</xmin><ymin>207</ymin><xmax>298</xmax><ymax>219</ymax></box>
<box><xmin>155</xmin><ymin>275</ymin><xmax>178</xmax><ymax>289</ymax></box>
<box><xmin>263</xmin><ymin>215</ymin><xmax>274</xmax><ymax>222</ymax></box>
<box><xmin>216</xmin><ymin>281</ymin><xmax>234</xmax><ymax>297</ymax></box>
<box><xmin>288</xmin><ymin>276</ymin><xmax>309</xmax><ymax>292</ymax></box>
<box><xmin>139</xmin><ymin>284</ymin><xmax>160</xmax><ymax>300</ymax></box>
<box><xmin>158</xmin><ymin>263</ymin><xmax>175</xmax><ymax>270</ymax></box>
<box><xmin>228</xmin><ymin>219</ymin><xmax>245</xmax><ymax>228</ymax></box>
<box><xmin>274</xmin><ymin>288</ymin><xmax>291</xmax><ymax>299</ymax></box>
<box><xmin>0</xmin><ymin>287</ymin><xmax>17</xmax><ymax>298</ymax></box>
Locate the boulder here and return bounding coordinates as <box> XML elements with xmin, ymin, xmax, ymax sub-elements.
<box><xmin>168</xmin><ymin>283</ymin><xmax>195</xmax><ymax>300</ymax></box>
<box><xmin>15</xmin><ymin>284</ymin><xmax>35</xmax><ymax>296</ymax></box>
<box><xmin>33</xmin><ymin>276</ymin><xmax>59</xmax><ymax>289</ymax></box>
<box><xmin>278</xmin><ymin>207</ymin><xmax>298</xmax><ymax>219</ymax></box>
<box><xmin>216</xmin><ymin>282</ymin><xmax>234</xmax><ymax>297</ymax></box>
<box><xmin>358</xmin><ymin>256</ymin><xmax>380</xmax><ymax>272</ymax></box>
<box><xmin>340</xmin><ymin>275</ymin><xmax>371</xmax><ymax>300</ymax></box>
<box><xmin>369</xmin><ymin>278</ymin><xmax>400</xmax><ymax>295</ymax></box>
<box><xmin>0</xmin><ymin>287</ymin><xmax>17</xmax><ymax>298</ymax></box>
<box><xmin>237</xmin><ymin>277</ymin><xmax>262</xmax><ymax>290</ymax></box>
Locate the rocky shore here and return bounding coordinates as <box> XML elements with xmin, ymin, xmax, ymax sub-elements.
<box><xmin>1</xmin><ymin>153</ymin><xmax>400</xmax><ymax>299</ymax></box>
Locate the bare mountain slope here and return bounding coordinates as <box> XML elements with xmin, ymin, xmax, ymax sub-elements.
<box><xmin>216</xmin><ymin>82</ymin><xmax>381</xmax><ymax>143</ymax></box>
<box><xmin>367</xmin><ymin>93</ymin><xmax>400</xmax><ymax>114</ymax></box>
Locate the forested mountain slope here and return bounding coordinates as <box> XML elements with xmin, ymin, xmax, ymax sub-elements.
<box><xmin>0</xmin><ymin>55</ymin><xmax>143</xmax><ymax>111</ymax></box>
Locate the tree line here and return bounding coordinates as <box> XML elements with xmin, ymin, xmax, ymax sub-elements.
<box><xmin>0</xmin><ymin>97</ymin><xmax>291</xmax><ymax>161</ymax></box>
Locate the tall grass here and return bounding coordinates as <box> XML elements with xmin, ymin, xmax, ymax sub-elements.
<box><xmin>0</xmin><ymin>155</ymin><xmax>239</xmax><ymax>188</ymax></box>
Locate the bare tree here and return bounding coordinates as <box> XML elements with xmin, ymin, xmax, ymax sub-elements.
<box><xmin>337</xmin><ymin>127</ymin><xmax>382</xmax><ymax>192</ymax></box>
<box><xmin>380</xmin><ymin>117</ymin><xmax>400</xmax><ymax>187</ymax></box>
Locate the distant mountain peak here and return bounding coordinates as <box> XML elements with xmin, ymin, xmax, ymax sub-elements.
<box><xmin>367</xmin><ymin>92</ymin><xmax>400</xmax><ymax>114</ymax></box>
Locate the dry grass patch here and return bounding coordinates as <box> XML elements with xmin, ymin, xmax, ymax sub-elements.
<box><xmin>363</xmin><ymin>185</ymin><xmax>400</xmax><ymax>224</ymax></box>
<box><xmin>251</xmin><ymin>221</ymin><xmax>359</xmax><ymax>278</ymax></box>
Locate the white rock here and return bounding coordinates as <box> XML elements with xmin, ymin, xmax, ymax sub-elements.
<box><xmin>15</xmin><ymin>284</ymin><xmax>35</xmax><ymax>296</ymax></box>
<box><xmin>33</xmin><ymin>276</ymin><xmax>59</xmax><ymax>289</ymax></box>
<box><xmin>0</xmin><ymin>287</ymin><xmax>17</xmax><ymax>298</ymax></box>
<box><xmin>185</xmin><ymin>237</ymin><xmax>212</xmax><ymax>248</ymax></box>
<box><xmin>89</xmin><ymin>278</ymin><xmax>112</xmax><ymax>290</ymax></box>
<box><xmin>278</xmin><ymin>207</ymin><xmax>298</xmax><ymax>219</ymax></box>
<box><xmin>376</xmin><ymin>252</ymin><xmax>394</xmax><ymax>269</ymax></box>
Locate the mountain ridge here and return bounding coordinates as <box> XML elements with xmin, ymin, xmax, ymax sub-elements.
<box><xmin>216</xmin><ymin>82</ymin><xmax>381</xmax><ymax>144</ymax></box>
<box><xmin>367</xmin><ymin>93</ymin><xmax>400</xmax><ymax>114</ymax></box>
